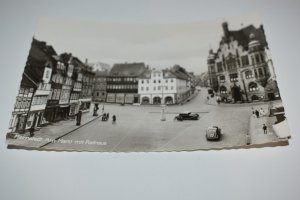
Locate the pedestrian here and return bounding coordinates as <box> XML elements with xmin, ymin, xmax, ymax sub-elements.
<box><xmin>112</xmin><ymin>115</ymin><xmax>116</xmax><ymax>124</ymax></box>
<box><xmin>107</xmin><ymin>113</ymin><xmax>109</xmax><ymax>120</ymax></box>
<box><xmin>102</xmin><ymin>104</ymin><xmax>104</xmax><ymax>113</ymax></box>
<box><xmin>29</xmin><ymin>126</ymin><xmax>35</xmax><ymax>137</ymax></box>
<box><xmin>102</xmin><ymin>113</ymin><xmax>107</xmax><ymax>121</ymax></box>
<box><xmin>255</xmin><ymin>110</ymin><xmax>259</xmax><ymax>118</ymax></box>
<box><xmin>263</xmin><ymin>124</ymin><xmax>268</xmax><ymax>134</ymax></box>
<box><xmin>207</xmin><ymin>96</ymin><xmax>209</xmax><ymax>101</ymax></box>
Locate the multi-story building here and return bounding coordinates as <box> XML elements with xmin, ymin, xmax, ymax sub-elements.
<box><xmin>58</xmin><ymin>53</ymin><xmax>74</xmax><ymax>119</ymax></box>
<box><xmin>207</xmin><ymin>22</ymin><xmax>279</xmax><ymax>102</ymax></box>
<box><xmin>44</xmin><ymin>55</ymin><xmax>67</xmax><ymax>122</ymax></box>
<box><xmin>79</xmin><ymin>61</ymin><xmax>95</xmax><ymax>112</ymax></box>
<box><xmin>8</xmin><ymin>38</ymin><xmax>56</xmax><ymax>133</ymax></box>
<box><xmin>138</xmin><ymin>66</ymin><xmax>191</xmax><ymax>105</ymax></box>
<box><xmin>106</xmin><ymin>63</ymin><xmax>147</xmax><ymax>104</ymax></box>
<box><xmin>92</xmin><ymin>69</ymin><xmax>109</xmax><ymax>102</ymax></box>
<box><xmin>69</xmin><ymin>57</ymin><xmax>83</xmax><ymax>116</ymax></box>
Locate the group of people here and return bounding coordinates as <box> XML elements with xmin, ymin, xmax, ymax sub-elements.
<box><xmin>101</xmin><ymin>112</ymin><xmax>116</xmax><ymax>124</ymax></box>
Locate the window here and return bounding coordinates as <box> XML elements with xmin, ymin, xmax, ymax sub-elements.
<box><xmin>249</xmin><ymin>82</ymin><xmax>258</xmax><ymax>92</ymax></box>
<box><xmin>260</xmin><ymin>53</ymin><xmax>264</xmax><ymax>62</ymax></box>
<box><xmin>245</xmin><ymin>71</ymin><xmax>253</xmax><ymax>79</ymax></box>
<box><xmin>158</xmin><ymin>86</ymin><xmax>161</xmax><ymax>90</ymax></box>
<box><xmin>141</xmin><ymin>80</ymin><xmax>144</xmax><ymax>84</ymax></box>
<box><xmin>258</xmin><ymin>68</ymin><xmax>263</xmax><ymax>77</ymax></box>
<box><xmin>141</xmin><ymin>87</ymin><xmax>144</xmax><ymax>91</ymax></box>
<box><xmin>171</xmin><ymin>79</ymin><xmax>173</xmax><ymax>83</ymax></box>
<box><xmin>146</xmin><ymin>87</ymin><xmax>149</xmax><ymax>91</ymax></box>
<box><xmin>241</xmin><ymin>55</ymin><xmax>249</xmax><ymax>66</ymax></box>
<box><xmin>229</xmin><ymin>73</ymin><xmax>238</xmax><ymax>82</ymax></box>
<box><xmin>158</xmin><ymin>80</ymin><xmax>161</xmax><ymax>83</ymax></box>
<box><xmin>171</xmin><ymin>86</ymin><xmax>173</xmax><ymax>90</ymax></box>
<box><xmin>220</xmin><ymin>86</ymin><xmax>227</xmax><ymax>94</ymax></box>
<box><xmin>255</xmin><ymin>54</ymin><xmax>260</xmax><ymax>63</ymax></box>
<box><xmin>165</xmin><ymin>79</ymin><xmax>168</xmax><ymax>83</ymax></box>
<box><xmin>226</xmin><ymin>57</ymin><xmax>236</xmax><ymax>70</ymax></box>
<box><xmin>251</xmin><ymin>55</ymin><xmax>255</xmax><ymax>65</ymax></box>
<box><xmin>153</xmin><ymin>87</ymin><xmax>156</xmax><ymax>91</ymax></box>
<box><xmin>217</xmin><ymin>62</ymin><xmax>223</xmax><ymax>72</ymax></box>
<box><xmin>153</xmin><ymin>80</ymin><xmax>156</xmax><ymax>83</ymax></box>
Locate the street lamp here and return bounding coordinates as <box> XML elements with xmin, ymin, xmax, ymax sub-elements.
<box><xmin>161</xmin><ymin>83</ymin><xmax>166</xmax><ymax>121</ymax></box>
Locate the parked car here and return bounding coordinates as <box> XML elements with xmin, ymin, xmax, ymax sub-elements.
<box><xmin>206</xmin><ymin>126</ymin><xmax>222</xmax><ymax>141</ymax></box>
<box><xmin>174</xmin><ymin>111</ymin><xmax>199</xmax><ymax>121</ymax></box>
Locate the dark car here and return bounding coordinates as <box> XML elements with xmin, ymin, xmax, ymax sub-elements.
<box><xmin>206</xmin><ymin>126</ymin><xmax>222</xmax><ymax>141</ymax></box>
<box><xmin>174</xmin><ymin>111</ymin><xmax>199</xmax><ymax>121</ymax></box>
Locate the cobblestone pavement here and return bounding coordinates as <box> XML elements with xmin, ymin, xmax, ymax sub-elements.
<box><xmin>7</xmin><ymin>88</ymin><xmax>284</xmax><ymax>151</ymax></box>
<box><xmin>42</xmin><ymin>90</ymin><xmax>260</xmax><ymax>152</ymax></box>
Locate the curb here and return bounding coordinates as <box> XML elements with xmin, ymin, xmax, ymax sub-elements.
<box><xmin>39</xmin><ymin>114</ymin><xmax>103</xmax><ymax>148</ymax></box>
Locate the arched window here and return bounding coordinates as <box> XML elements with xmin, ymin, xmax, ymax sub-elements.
<box><xmin>219</xmin><ymin>86</ymin><xmax>227</xmax><ymax>94</ymax></box>
<box><xmin>249</xmin><ymin>82</ymin><xmax>258</xmax><ymax>92</ymax></box>
<box><xmin>245</xmin><ymin>70</ymin><xmax>253</xmax><ymax>79</ymax></box>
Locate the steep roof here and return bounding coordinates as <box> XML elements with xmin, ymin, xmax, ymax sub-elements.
<box><xmin>21</xmin><ymin>38</ymin><xmax>56</xmax><ymax>88</ymax></box>
<box><xmin>109</xmin><ymin>62</ymin><xmax>146</xmax><ymax>77</ymax></box>
<box><xmin>222</xmin><ymin>24</ymin><xmax>268</xmax><ymax>51</ymax></box>
<box><xmin>95</xmin><ymin>69</ymin><xmax>109</xmax><ymax>77</ymax></box>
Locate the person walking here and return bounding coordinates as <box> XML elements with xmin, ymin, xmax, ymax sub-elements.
<box><xmin>263</xmin><ymin>124</ymin><xmax>268</xmax><ymax>134</ymax></box>
<box><xmin>112</xmin><ymin>115</ymin><xmax>116</xmax><ymax>124</ymax></box>
<box><xmin>107</xmin><ymin>113</ymin><xmax>109</xmax><ymax>120</ymax></box>
<box><xmin>255</xmin><ymin>110</ymin><xmax>260</xmax><ymax>118</ymax></box>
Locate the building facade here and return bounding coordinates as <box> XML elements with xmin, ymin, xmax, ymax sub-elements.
<box><xmin>79</xmin><ymin>63</ymin><xmax>95</xmax><ymax>112</ymax></box>
<box><xmin>207</xmin><ymin>22</ymin><xmax>280</xmax><ymax>102</ymax></box>
<box><xmin>9</xmin><ymin>38</ymin><xmax>56</xmax><ymax>133</ymax></box>
<box><xmin>92</xmin><ymin>70</ymin><xmax>109</xmax><ymax>102</ymax></box>
<box><xmin>69</xmin><ymin>57</ymin><xmax>83</xmax><ymax>117</ymax></box>
<box><xmin>106</xmin><ymin>63</ymin><xmax>146</xmax><ymax>104</ymax></box>
<box><xmin>138</xmin><ymin>66</ymin><xmax>191</xmax><ymax>105</ymax></box>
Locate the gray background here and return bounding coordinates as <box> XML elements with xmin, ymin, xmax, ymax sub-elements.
<box><xmin>0</xmin><ymin>0</ymin><xmax>299</xmax><ymax>199</ymax></box>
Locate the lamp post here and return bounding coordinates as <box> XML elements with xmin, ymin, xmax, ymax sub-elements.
<box><xmin>161</xmin><ymin>84</ymin><xmax>166</xmax><ymax>121</ymax></box>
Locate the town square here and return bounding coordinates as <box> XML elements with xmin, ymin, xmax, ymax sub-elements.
<box><xmin>5</xmin><ymin>16</ymin><xmax>290</xmax><ymax>151</ymax></box>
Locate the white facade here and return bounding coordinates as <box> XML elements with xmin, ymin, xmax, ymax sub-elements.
<box><xmin>138</xmin><ymin>69</ymin><xmax>190</xmax><ymax>104</ymax></box>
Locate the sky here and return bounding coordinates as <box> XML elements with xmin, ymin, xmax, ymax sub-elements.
<box><xmin>34</xmin><ymin>13</ymin><xmax>261</xmax><ymax>75</ymax></box>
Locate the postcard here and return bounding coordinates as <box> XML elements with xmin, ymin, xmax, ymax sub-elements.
<box><xmin>5</xmin><ymin>13</ymin><xmax>291</xmax><ymax>151</ymax></box>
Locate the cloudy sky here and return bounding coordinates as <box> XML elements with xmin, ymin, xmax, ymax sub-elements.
<box><xmin>34</xmin><ymin>13</ymin><xmax>261</xmax><ymax>75</ymax></box>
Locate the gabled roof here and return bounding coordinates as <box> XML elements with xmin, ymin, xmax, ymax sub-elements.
<box><xmin>95</xmin><ymin>69</ymin><xmax>109</xmax><ymax>77</ymax></box>
<box><xmin>222</xmin><ymin>24</ymin><xmax>268</xmax><ymax>51</ymax></box>
<box><xmin>109</xmin><ymin>62</ymin><xmax>146</xmax><ymax>77</ymax></box>
<box><xmin>20</xmin><ymin>38</ymin><xmax>56</xmax><ymax>88</ymax></box>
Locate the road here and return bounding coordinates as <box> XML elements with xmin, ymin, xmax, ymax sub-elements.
<box><xmin>43</xmin><ymin>89</ymin><xmax>256</xmax><ymax>152</ymax></box>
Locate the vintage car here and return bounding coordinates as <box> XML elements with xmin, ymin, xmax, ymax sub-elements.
<box><xmin>174</xmin><ymin>111</ymin><xmax>199</xmax><ymax>121</ymax></box>
<box><xmin>206</xmin><ymin>126</ymin><xmax>222</xmax><ymax>141</ymax></box>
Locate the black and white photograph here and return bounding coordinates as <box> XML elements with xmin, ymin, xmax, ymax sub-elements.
<box><xmin>5</xmin><ymin>13</ymin><xmax>291</xmax><ymax>152</ymax></box>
